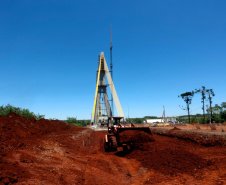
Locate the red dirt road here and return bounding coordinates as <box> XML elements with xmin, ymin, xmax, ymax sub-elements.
<box><xmin>1</xmin><ymin>113</ymin><xmax>226</xmax><ymax>184</ymax></box>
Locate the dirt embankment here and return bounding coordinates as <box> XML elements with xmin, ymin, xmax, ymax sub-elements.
<box><xmin>119</xmin><ymin>130</ymin><xmax>155</xmax><ymax>147</ymax></box>
<box><xmin>150</xmin><ymin>127</ymin><xmax>226</xmax><ymax>146</ymax></box>
<box><xmin>1</xmin><ymin>113</ymin><xmax>226</xmax><ymax>184</ymax></box>
<box><xmin>0</xmin><ymin>113</ymin><xmax>86</xmax><ymax>184</ymax></box>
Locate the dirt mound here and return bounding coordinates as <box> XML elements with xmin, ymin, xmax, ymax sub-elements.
<box><xmin>171</xmin><ymin>126</ymin><xmax>181</xmax><ymax>131</ymax></box>
<box><xmin>0</xmin><ymin>113</ymin><xmax>87</xmax><ymax>184</ymax></box>
<box><xmin>119</xmin><ymin>129</ymin><xmax>213</xmax><ymax>176</ymax></box>
<box><xmin>120</xmin><ymin>130</ymin><xmax>154</xmax><ymax>143</ymax></box>
<box><xmin>150</xmin><ymin>127</ymin><xmax>226</xmax><ymax>146</ymax></box>
<box><xmin>125</xmin><ymin>147</ymin><xmax>212</xmax><ymax>175</ymax></box>
<box><xmin>116</xmin><ymin>130</ymin><xmax>154</xmax><ymax>152</ymax></box>
<box><xmin>166</xmin><ymin>126</ymin><xmax>181</xmax><ymax>135</ymax></box>
<box><xmin>0</xmin><ymin>112</ymin><xmax>84</xmax><ymax>156</ymax></box>
<box><xmin>0</xmin><ymin>112</ymin><xmax>70</xmax><ymax>142</ymax></box>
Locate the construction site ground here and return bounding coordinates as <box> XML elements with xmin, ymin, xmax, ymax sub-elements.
<box><xmin>1</xmin><ymin>113</ymin><xmax>226</xmax><ymax>185</ymax></box>
<box><xmin>146</xmin><ymin>123</ymin><xmax>226</xmax><ymax>134</ymax></box>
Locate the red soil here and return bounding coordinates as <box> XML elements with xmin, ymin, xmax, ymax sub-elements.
<box><xmin>151</xmin><ymin>127</ymin><xmax>226</xmax><ymax>146</ymax></box>
<box><xmin>120</xmin><ymin>130</ymin><xmax>155</xmax><ymax>144</ymax></box>
<box><xmin>1</xmin><ymin>113</ymin><xmax>226</xmax><ymax>184</ymax></box>
<box><xmin>171</xmin><ymin>126</ymin><xmax>181</xmax><ymax>131</ymax></box>
<box><xmin>124</xmin><ymin>140</ymin><xmax>212</xmax><ymax>175</ymax></box>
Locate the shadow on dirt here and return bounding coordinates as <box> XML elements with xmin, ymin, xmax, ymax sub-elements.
<box><xmin>114</xmin><ymin>149</ymin><xmax>132</xmax><ymax>157</ymax></box>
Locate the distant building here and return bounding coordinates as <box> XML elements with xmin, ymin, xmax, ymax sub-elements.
<box><xmin>145</xmin><ymin>119</ymin><xmax>162</xmax><ymax>123</ymax></box>
<box><xmin>145</xmin><ymin>117</ymin><xmax>177</xmax><ymax>124</ymax></box>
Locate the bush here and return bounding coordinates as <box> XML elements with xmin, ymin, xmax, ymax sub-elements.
<box><xmin>191</xmin><ymin>117</ymin><xmax>198</xmax><ymax>123</ymax></box>
<box><xmin>220</xmin><ymin>110</ymin><xmax>226</xmax><ymax>121</ymax></box>
<box><xmin>65</xmin><ymin>117</ymin><xmax>78</xmax><ymax>125</ymax></box>
<box><xmin>65</xmin><ymin>117</ymin><xmax>89</xmax><ymax>127</ymax></box>
<box><xmin>0</xmin><ymin>104</ymin><xmax>44</xmax><ymax>119</ymax></box>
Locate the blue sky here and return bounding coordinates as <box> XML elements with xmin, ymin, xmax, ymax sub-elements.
<box><xmin>0</xmin><ymin>0</ymin><xmax>225</xmax><ymax>120</ymax></box>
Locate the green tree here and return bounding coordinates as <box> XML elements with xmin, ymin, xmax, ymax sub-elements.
<box><xmin>221</xmin><ymin>102</ymin><xmax>226</xmax><ymax>110</ymax></box>
<box><xmin>178</xmin><ymin>91</ymin><xmax>194</xmax><ymax>123</ymax></box>
<box><xmin>191</xmin><ymin>116</ymin><xmax>198</xmax><ymax>123</ymax></box>
<box><xmin>212</xmin><ymin>104</ymin><xmax>225</xmax><ymax>123</ymax></box>
<box><xmin>65</xmin><ymin>117</ymin><xmax>78</xmax><ymax>125</ymax></box>
<box><xmin>220</xmin><ymin>110</ymin><xmax>226</xmax><ymax>121</ymax></box>
<box><xmin>212</xmin><ymin>104</ymin><xmax>222</xmax><ymax>114</ymax></box>
<box><xmin>0</xmin><ymin>104</ymin><xmax>44</xmax><ymax>119</ymax></box>
<box><xmin>220</xmin><ymin>102</ymin><xmax>226</xmax><ymax>122</ymax></box>
<box><xmin>195</xmin><ymin>86</ymin><xmax>207</xmax><ymax>123</ymax></box>
<box><xmin>143</xmin><ymin>116</ymin><xmax>158</xmax><ymax>119</ymax></box>
<box><xmin>130</xmin><ymin>117</ymin><xmax>145</xmax><ymax>124</ymax></box>
<box><xmin>206</xmin><ymin>89</ymin><xmax>215</xmax><ymax>122</ymax></box>
<box><xmin>65</xmin><ymin>117</ymin><xmax>89</xmax><ymax>127</ymax></box>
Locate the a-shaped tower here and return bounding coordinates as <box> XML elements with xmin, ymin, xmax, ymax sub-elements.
<box><xmin>91</xmin><ymin>52</ymin><xmax>124</xmax><ymax>125</ymax></box>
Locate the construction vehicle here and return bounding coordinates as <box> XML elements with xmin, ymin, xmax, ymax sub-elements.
<box><xmin>91</xmin><ymin>53</ymin><xmax>152</xmax><ymax>151</ymax></box>
<box><xmin>104</xmin><ymin>117</ymin><xmax>152</xmax><ymax>152</ymax></box>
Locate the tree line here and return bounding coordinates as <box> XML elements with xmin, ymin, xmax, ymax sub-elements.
<box><xmin>64</xmin><ymin>117</ymin><xmax>90</xmax><ymax>127</ymax></box>
<box><xmin>179</xmin><ymin>86</ymin><xmax>226</xmax><ymax>123</ymax></box>
<box><xmin>0</xmin><ymin>104</ymin><xmax>90</xmax><ymax>126</ymax></box>
<box><xmin>0</xmin><ymin>104</ymin><xmax>44</xmax><ymax>119</ymax></box>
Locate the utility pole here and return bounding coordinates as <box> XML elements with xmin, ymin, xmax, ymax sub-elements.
<box><xmin>110</xmin><ymin>24</ymin><xmax>114</xmax><ymax>117</ymax></box>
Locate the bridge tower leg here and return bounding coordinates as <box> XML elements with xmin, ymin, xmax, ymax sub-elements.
<box><xmin>93</xmin><ymin>52</ymin><xmax>112</xmax><ymax>125</ymax></box>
